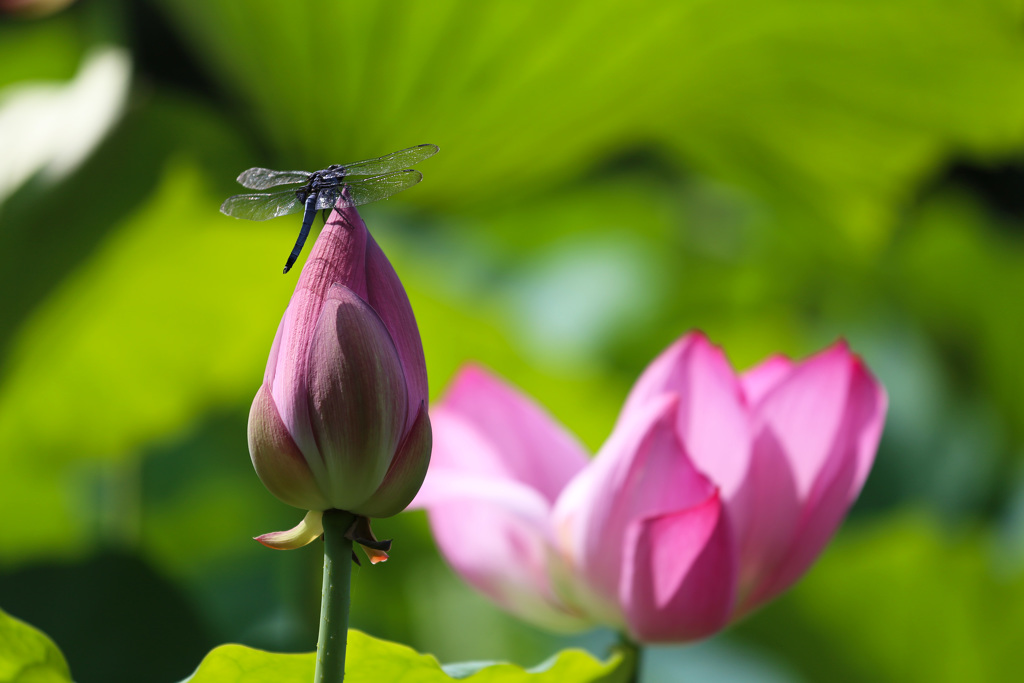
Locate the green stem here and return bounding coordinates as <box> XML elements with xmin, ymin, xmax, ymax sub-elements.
<box><xmin>614</xmin><ymin>633</ymin><xmax>641</xmax><ymax>683</ymax></box>
<box><xmin>314</xmin><ymin>509</ymin><xmax>357</xmax><ymax>683</ymax></box>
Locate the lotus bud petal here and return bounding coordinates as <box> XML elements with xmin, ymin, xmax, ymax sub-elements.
<box><xmin>255</xmin><ymin>510</ymin><xmax>324</xmax><ymax>550</ymax></box>
<box><xmin>248</xmin><ymin>204</ymin><xmax>431</xmax><ymax>546</ymax></box>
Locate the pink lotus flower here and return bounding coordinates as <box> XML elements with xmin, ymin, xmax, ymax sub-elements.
<box><xmin>248</xmin><ymin>204</ymin><xmax>431</xmax><ymax>552</ymax></box>
<box><xmin>412</xmin><ymin>332</ymin><xmax>886</xmax><ymax>641</ymax></box>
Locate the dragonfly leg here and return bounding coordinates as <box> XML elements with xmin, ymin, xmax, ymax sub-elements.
<box><xmin>283</xmin><ymin>194</ymin><xmax>319</xmax><ymax>274</ymax></box>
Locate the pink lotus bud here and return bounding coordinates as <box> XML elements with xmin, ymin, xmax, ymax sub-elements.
<box><xmin>248</xmin><ymin>204</ymin><xmax>431</xmax><ymax>549</ymax></box>
<box><xmin>411</xmin><ymin>333</ymin><xmax>886</xmax><ymax>642</ymax></box>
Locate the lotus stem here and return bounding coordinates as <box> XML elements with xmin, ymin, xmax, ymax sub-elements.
<box><xmin>314</xmin><ymin>509</ymin><xmax>357</xmax><ymax>683</ymax></box>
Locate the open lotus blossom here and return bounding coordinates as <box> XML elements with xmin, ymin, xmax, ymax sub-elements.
<box><xmin>248</xmin><ymin>202</ymin><xmax>431</xmax><ymax>557</ymax></box>
<box><xmin>411</xmin><ymin>333</ymin><xmax>886</xmax><ymax>641</ymax></box>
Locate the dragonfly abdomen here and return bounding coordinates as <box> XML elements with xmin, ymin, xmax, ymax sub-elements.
<box><xmin>283</xmin><ymin>193</ymin><xmax>321</xmax><ymax>274</ymax></box>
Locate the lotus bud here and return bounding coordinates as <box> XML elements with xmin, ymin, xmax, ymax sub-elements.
<box><xmin>248</xmin><ymin>202</ymin><xmax>431</xmax><ymax>555</ymax></box>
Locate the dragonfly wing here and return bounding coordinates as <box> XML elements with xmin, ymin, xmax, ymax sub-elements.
<box><xmin>220</xmin><ymin>190</ymin><xmax>304</xmax><ymax>221</ymax></box>
<box><xmin>235</xmin><ymin>167</ymin><xmax>311</xmax><ymax>190</ymax></box>
<box><xmin>313</xmin><ymin>170</ymin><xmax>424</xmax><ymax>211</ymax></box>
<box><xmin>336</xmin><ymin>144</ymin><xmax>439</xmax><ymax>177</ymax></box>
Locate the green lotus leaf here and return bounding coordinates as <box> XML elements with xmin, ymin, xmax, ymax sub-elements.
<box><xmin>0</xmin><ymin>608</ymin><xmax>72</xmax><ymax>683</ymax></box>
<box><xmin>182</xmin><ymin>630</ymin><xmax>629</xmax><ymax>682</ymax></box>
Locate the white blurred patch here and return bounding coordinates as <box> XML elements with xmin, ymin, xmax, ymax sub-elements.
<box><xmin>0</xmin><ymin>45</ymin><xmax>131</xmax><ymax>206</ymax></box>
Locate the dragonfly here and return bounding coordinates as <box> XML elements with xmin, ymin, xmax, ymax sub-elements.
<box><xmin>220</xmin><ymin>143</ymin><xmax>439</xmax><ymax>273</ymax></box>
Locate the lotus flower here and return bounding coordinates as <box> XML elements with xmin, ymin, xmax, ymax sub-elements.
<box><xmin>248</xmin><ymin>203</ymin><xmax>431</xmax><ymax>554</ymax></box>
<box><xmin>412</xmin><ymin>332</ymin><xmax>886</xmax><ymax>641</ymax></box>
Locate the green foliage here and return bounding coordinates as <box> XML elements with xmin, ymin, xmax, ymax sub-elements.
<box><xmin>154</xmin><ymin>0</ymin><xmax>1024</xmax><ymax>245</ymax></box>
<box><xmin>735</xmin><ymin>514</ymin><xmax>1024</xmax><ymax>682</ymax></box>
<box><xmin>894</xmin><ymin>193</ymin><xmax>1024</xmax><ymax>442</ymax></box>
<box><xmin>2</xmin><ymin>0</ymin><xmax>1024</xmax><ymax>681</ymax></box>
<box><xmin>0</xmin><ymin>609</ymin><xmax>71</xmax><ymax>683</ymax></box>
<box><xmin>182</xmin><ymin>631</ymin><xmax>627</xmax><ymax>683</ymax></box>
<box><xmin>0</xmin><ymin>15</ymin><xmax>84</xmax><ymax>87</ymax></box>
<box><xmin>182</xmin><ymin>646</ymin><xmax>313</xmax><ymax>683</ymax></box>
<box><xmin>0</xmin><ymin>158</ymin><xmax>292</xmax><ymax>561</ymax></box>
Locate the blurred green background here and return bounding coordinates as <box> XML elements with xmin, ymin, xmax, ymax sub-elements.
<box><xmin>2</xmin><ymin>0</ymin><xmax>1024</xmax><ymax>681</ymax></box>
